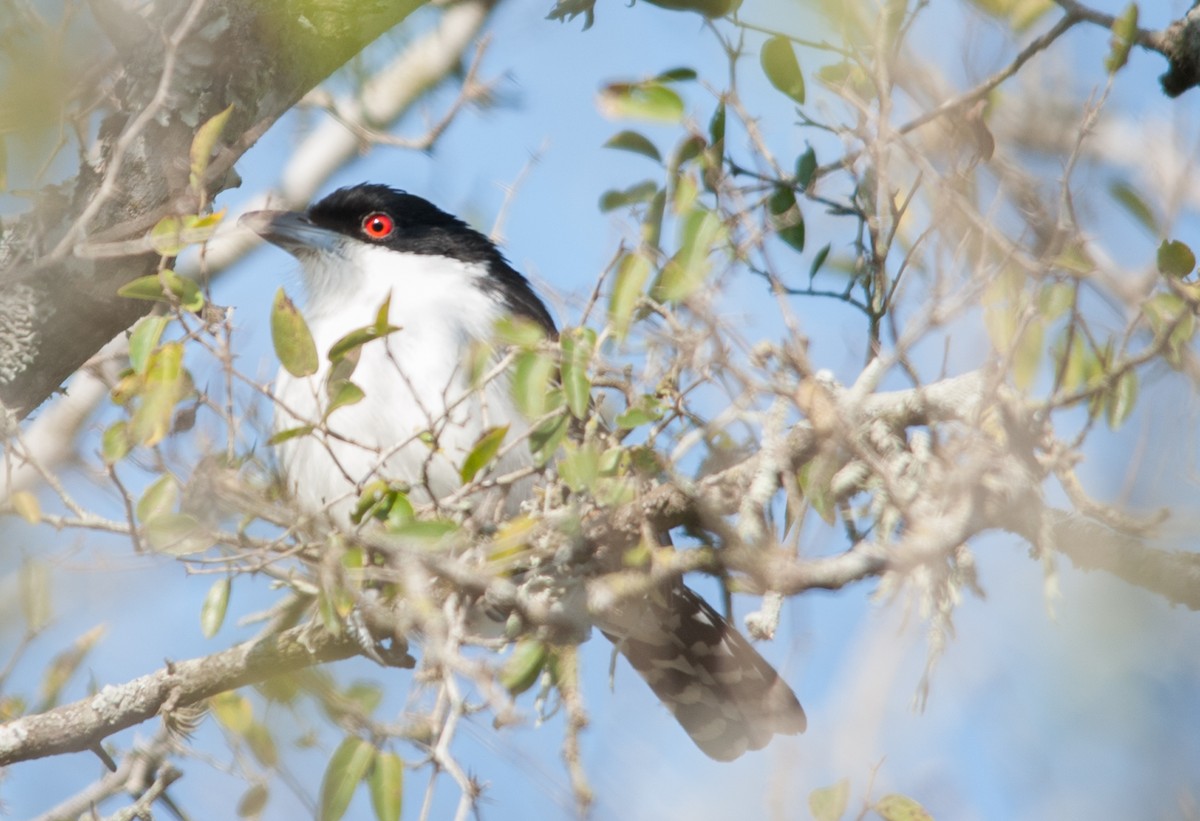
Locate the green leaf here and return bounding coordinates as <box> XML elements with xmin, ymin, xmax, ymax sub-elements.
<box><xmin>319</xmin><ymin>737</ymin><xmax>376</xmax><ymax>821</ymax></box>
<box><xmin>19</xmin><ymin>558</ymin><xmax>51</xmax><ymax>632</ymax></box>
<box><xmin>795</xmin><ymin>145</ymin><xmax>817</xmax><ymax>190</ymax></box>
<box><xmin>145</xmin><ymin>512</ymin><xmax>211</xmax><ymax>556</ymax></box>
<box><xmin>271</xmin><ymin>288</ymin><xmax>318</xmax><ymax>377</ymax></box>
<box><xmin>327</xmin><ymin>322</ymin><xmax>403</xmax><ymax>363</ymax></box>
<box><xmin>325</xmin><ymin>381</ymin><xmax>365</xmax><ymax>418</ymax></box>
<box><xmin>513</xmin><ymin>350</ymin><xmax>557</xmax><ymax>418</ymax></box>
<box><xmin>245</xmin><ymin>722</ymin><xmax>279</xmax><ymax>768</ymax></box>
<box><xmin>561</xmin><ymin>327</ymin><xmax>596</xmax><ymax>419</ymax></box>
<box><xmin>1110</xmin><ymin>180</ymin><xmax>1157</xmax><ymax>234</ymax></box>
<box><xmin>137</xmin><ymin>475</ymin><xmax>180</xmax><ymax>523</ymax></box>
<box><xmin>237</xmin><ymin>784</ymin><xmax>269</xmax><ymax>818</ymax></box>
<box><xmin>615</xmin><ymin>396</ymin><xmax>664</xmax><ymax>429</ymax></box>
<box><xmin>460</xmin><ymin>425</ymin><xmax>510</xmax><ymax>484</ymax></box>
<box><xmin>200</xmin><ymin>577</ymin><xmax>231</xmax><ymax>639</ymax></box>
<box><xmin>809</xmin><ymin>778</ymin><xmax>850</xmax><ymax>821</ymax></box>
<box><xmin>494</xmin><ymin>315</ymin><xmax>549</xmax><ymax>348</ymax></box>
<box><xmin>118</xmin><ymin>270</ymin><xmax>203</xmax><ymax>311</ymax></box>
<box><xmin>560</xmin><ymin>443</ymin><xmax>601</xmax><ymax>493</ymax></box>
<box><xmin>190</xmin><ymin>105</ymin><xmax>233</xmax><ymax>192</ymax></box>
<box><xmin>761</xmin><ymin>36</ymin><xmax>806</xmax><ymax>104</ymax></box>
<box><xmin>1105</xmin><ymin>2</ymin><xmax>1138</xmax><ymax>74</ymax></box>
<box><xmin>642</xmin><ymin>189</ymin><xmax>667</xmax><ymax>249</ymax></box>
<box><xmin>150</xmin><ymin>216</ymin><xmax>186</xmax><ymax>256</ymax></box>
<box><xmin>129</xmin><ymin>342</ymin><xmax>187</xmax><ymax>446</ymax></box>
<box><xmin>1106</xmin><ymin>369</ymin><xmax>1138</xmax><ymax>429</ymax></box>
<box><xmin>1157</xmin><ymin>239</ymin><xmax>1195</xmax><ymax>279</ymax></box>
<box><xmin>529</xmin><ymin>410</ymin><xmax>570</xmax><ymax>466</ymax></box>
<box><xmin>1037</xmin><ymin>282</ymin><xmax>1075</xmax><ymax>319</ymax></box>
<box><xmin>654</xmin><ymin>66</ymin><xmax>698</xmax><ymax>83</ymax></box>
<box><xmin>162</xmin><ymin>269</ymin><xmax>205</xmax><ymax>312</ymax></box>
<box><xmin>1013</xmin><ymin>318</ymin><xmax>1044</xmax><ymax>391</ymax></box>
<box><xmin>212</xmin><ymin>692</ymin><xmax>254</xmax><ymax>734</ymax></box>
<box><xmin>129</xmin><ymin>316</ymin><xmax>168</xmax><ymax>375</ymax></box>
<box><xmin>368</xmin><ymin>752</ymin><xmax>404</xmax><ymax>821</ymax></box>
<box><xmin>709</xmin><ymin>100</ymin><xmax>726</xmax><ymax>146</ymax></box>
<box><xmin>268</xmin><ymin>425</ymin><xmax>315</xmax><ymax>445</ymax></box>
<box><xmin>101</xmin><ymin>421</ymin><xmax>131</xmax><ymax>463</ymax></box>
<box><xmin>816</xmin><ymin>61</ymin><xmax>872</xmax><ymax>99</ymax></box>
<box><xmin>389</xmin><ymin>519</ymin><xmax>459</xmax><ymax>542</ymax></box>
<box><xmin>603</xmin><ymin>130</ymin><xmax>662</xmax><ymax>163</ymax></box>
<box><xmin>344</xmin><ymin>682</ymin><xmax>385</xmax><ymax>715</ymax></box>
<box><xmin>769</xmin><ymin>186</ymin><xmax>806</xmax><ymax>252</ymax></box>
<box><xmin>798</xmin><ymin>457</ymin><xmax>837</xmax><ymax>525</ymax></box>
<box><xmin>598</xmin><ymin>81</ymin><xmax>685</xmax><ymax>123</ymax></box>
<box><xmin>10</xmin><ymin>490</ymin><xmax>40</xmax><ymax>524</ymax></box>
<box><xmin>0</xmin><ymin>137</ymin><xmax>7</xmax><ymax>191</ymax></box>
<box><xmin>118</xmin><ymin>276</ymin><xmax>172</xmax><ymax>302</ymax></box>
<box><xmin>874</xmin><ymin>793</ymin><xmax>934</xmax><ymax>821</ymax></box>
<box><xmin>809</xmin><ymin>243</ymin><xmax>832</xmax><ymax>279</ymax></box>
<box><xmin>501</xmin><ymin>639</ymin><xmax>549</xmax><ymax>695</ymax></box>
<box><xmin>385</xmin><ymin>493</ymin><xmax>416</xmax><ymax>531</ymax></box>
<box><xmin>599</xmin><ymin>180</ymin><xmax>659</xmax><ymax>212</ymax></box>
<box><xmin>653</xmin><ymin>208</ymin><xmax>725</xmax><ymax>302</ymax></box>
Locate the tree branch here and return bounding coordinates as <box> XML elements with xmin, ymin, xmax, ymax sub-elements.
<box><xmin>0</xmin><ymin>0</ymin><xmax>425</xmax><ymax>418</ymax></box>
<box><xmin>0</xmin><ymin>623</ymin><xmax>366</xmax><ymax>767</ymax></box>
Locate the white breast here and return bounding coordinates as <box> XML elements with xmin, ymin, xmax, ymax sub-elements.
<box><xmin>272</xmin><ymin>247</ymin><xmax>533</xmax><ymax>522</ymax></box>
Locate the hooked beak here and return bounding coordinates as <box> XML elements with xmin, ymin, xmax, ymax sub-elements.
<box><xmin>240</xmin><ymin>210</ymin><xmax>340</xmax><ymax>256</ymax></box>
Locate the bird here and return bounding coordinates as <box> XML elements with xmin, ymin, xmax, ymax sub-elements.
<box><xmin>239</xmin><ymin>183</ymin><xmax>806</xmax><ymax>760</ymax></box>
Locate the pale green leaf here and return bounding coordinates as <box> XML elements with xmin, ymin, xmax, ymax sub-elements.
<box><xmin>875</xmin><ymin>793</ymin><xmax>934</xmax><ymax>821</ymax></box>
<box><xmin>501</xmin><ymin>639</ymin><xmax>549</xmax><ymax>695</ymax></box>
<box><xmin>129</xmin><ymin>342</ymin><xmax>186</xmax><ymax>446</ymax></box>
<box><xmin>598</xmin><ymin>81</ymin><xmax>684</xmax><ymax>123</ymax></box>
<box><xmin>190</xmin><ymin>105</ymin><xmax>233</xmax><ymax>191</ymax></box>
<box><xmin>211</xmin><ymin>692</ymin><xmax>253</xmax><ymax>734</ymax></box>
<box><xmin>268</xmin><ymin>425</ymin><xmax>315</xmax><ymax>445</ymax></box>
<box><xmin>603</xmin><ymin>130</ymin><xmax>662</xmax><ymax>163</ymax></box>
<box><xmin>101</xmin><ymin>421</ymin><xmax>132</xmax><ymax>463</ymax></box>
<box><xmin>271</xmin><ymin>288</ymin><xmax>318</xmax><ymax>377</ymax></box>
<box><xmin>200</xmin><ymin>577</ymin><xmax>231</xmax><ymax>639</ymax></box>
<box><xmin>809</xmin><ymin>778</ymin><xmax>850</xmax><ymax>821</ymax></box>
<box><xmin>145</xmin><ymin>512</ymin><xmax>211</xmax><ymax>556</ymax></box>
<box><xmin>761</xmin><ymin>36</ymin><xmax>806</xmax><ymax>104</ymax></box>
<box><xmin>10</xmin><ymin>490</ymin><xmax>40</xmax><ymax>524</ymax></box>
<box><xmin>319</xmin><ymin>738</ymin><xmax>376</xmax><ymax>821</ymax></box>
<box><xmin>129</xmin><ymin>315</ymin><xmax>168</xmax><ymax>375</ymax></box>
<box><xmin>237</xmin><ymin>784</ymin><xmax>269</xmax><ymax>818</ymax></box>
<box><xmin>136</xmin><ymin>474</ymin><xmax>180</xmax><ymax>523</ymax></box>
<box><xmin>599</xmin><ymin>180</ymin><xmax>659</xmax><ymax>212</ymax></box>
<box><xmin>769</xmin><ymin>186</ymin><xmax>805</xmax><ymax>252</ymax></box>
<box><xmin>368</xmin><ymin>752</ymin><xmax>404</xmax><ymax>821</ymax></box>
<box><xmin>560</xmin><ymin>327</ymin><xmax>596</xmax><ymax>419</ymax></box>
<box><xmin>1106</xmin><ymin>369</ymin><xmax>1138</xmax><ymax>429</ymax></box>
<box><xmin>325</xmin><ymin>381</ymin><xmax>365</xmax><ymax>418</ymax></box>
<box><xmin>513</xmin><ymin>350</ymin><xmax>557</xmax><ymax>418</ymax></box>
<box><xmin>1104</xmin><ymin>2</ymin><xmax>1138</xmax><ymax>74</ymax></box>
<box><xmin>460</xmin><ymin>425</ymin><xmax>510</xmax><ymax>484</ymax></box>
<box><xmin>1157</xmin><ymin>238</ymin><xmax>1195</xmax><ymax>279</ymax></box>
<box><xmin>19</xmin><ymin>558</ymin><xmax>51</xmax><ymax>632</ymax></box>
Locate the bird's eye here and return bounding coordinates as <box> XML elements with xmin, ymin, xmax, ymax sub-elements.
<box><xmin>361</xmin><ymin>212</ymin><xmax>395</xmax><ymax>239</ymax></box>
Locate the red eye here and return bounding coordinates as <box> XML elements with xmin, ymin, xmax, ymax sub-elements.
<box><xmin>361</xmin><ymin>212</ymin><xmax>394</xmax><ymax>239</ymax></box>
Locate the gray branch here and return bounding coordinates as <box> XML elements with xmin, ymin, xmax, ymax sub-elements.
<box><xmin>0</xmin><ymin>624</ymin><xmax>363</xmax><ymax>767</ymax></box>
<box><xmin>0</xmin><ymin>0</ymin><xmax>426</xmax><ymax>419</ymax></box>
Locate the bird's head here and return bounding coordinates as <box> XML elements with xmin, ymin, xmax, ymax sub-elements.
<box><xmin>239</xmin><ymin>183</ymin><xmax>554</xmax><ymax>334</ymax></box>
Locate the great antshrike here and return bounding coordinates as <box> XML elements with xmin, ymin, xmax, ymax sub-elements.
<box><xmin>241</xmin><ymin>184</ymin><xmax>805</xmax><ymax>760</ymax></box>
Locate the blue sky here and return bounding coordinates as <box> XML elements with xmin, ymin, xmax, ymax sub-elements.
<box><xmin>4</xmin><ymin>1</ymin><xmax>1200</xmax><ymax>819</ymax></box>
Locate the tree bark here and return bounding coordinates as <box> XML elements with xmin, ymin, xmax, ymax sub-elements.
<box><xmin>0</xmin><ymin>0</ymin><xmax>424</xmax><ymax>418</ymax></box>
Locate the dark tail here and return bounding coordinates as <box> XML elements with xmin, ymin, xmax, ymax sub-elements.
<box><xmin>599</xmin><ymin>584</ymin><xmax>806</xmax><ymax>761</ymax></box>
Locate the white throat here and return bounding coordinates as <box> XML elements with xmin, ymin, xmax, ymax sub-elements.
<box><xmin>273</xmin><ymin>246</ymin><xmax>533</xmax><ymax>522</ymax></box>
